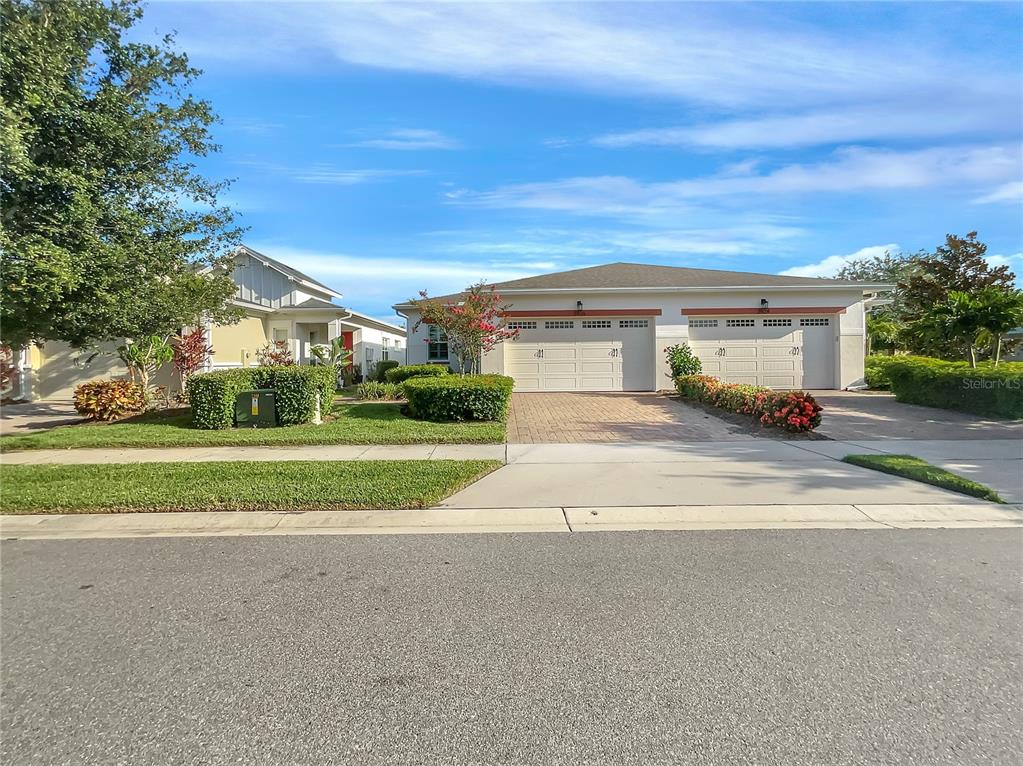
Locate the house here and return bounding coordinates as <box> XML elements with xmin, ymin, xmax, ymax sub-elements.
<box><xmin>395</xmin><ymin>262</ymin><xmax>888</xmax><ymax>391</ymax></box>
<box><xmin>13</xmin><ymin>246</ymin><xmax>405</xmax><ymax>401</ymax></box>
<box><xmin>207</xmin><ymin>246</ymin><xmax>406</xmax><ymax>374</ymax></box>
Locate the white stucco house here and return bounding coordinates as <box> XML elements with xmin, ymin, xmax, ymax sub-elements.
<box><xmin>395</xmin><ymin>262</ymin><xmax>889</xmax><ymax>392</ymax></box>
<box><xmin>12</xmin><ymin>246</ymin><xmax>405</xmax><ymax>400</ymax></box>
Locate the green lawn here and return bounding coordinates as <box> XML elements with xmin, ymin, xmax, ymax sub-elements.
<box><xmin>0</xmin><ymin>460</ymin><xmax>501</xmax><ymax>514</ymax></box>
<box><xmin>842</xmin><ymin>454</ymin><xmax>1005</xmax><ymax>503</ymax></box>
<box><xmin>0</xmin><ymin>402</ymin><xmax>505</xmax><ymax>451</ymax></box>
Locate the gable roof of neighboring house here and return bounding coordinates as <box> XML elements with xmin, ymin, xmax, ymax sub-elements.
<box><xmin>235</xmin><ymin>245</ymin><xmax>342</xmax><ymax>299</ymax></box>
<box><xmin>394</xmin><ymin>261</ymin><xmax>889</xmax><ymax>307</ymax></box>
<box><xmin>291</xmin><ymin>297</ymin><xmax>346</xmax><ymax>310</ymax></box>
<box><xmin>342</xmin><ymin>309</ymin><xmax>406</xmax><ymax>336</ymax></box>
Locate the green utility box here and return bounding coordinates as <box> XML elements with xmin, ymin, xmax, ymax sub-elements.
<box><xmin>235</xmin><ymin>389</ymin><xmax>277</xmax><ymax>428</ymax></box>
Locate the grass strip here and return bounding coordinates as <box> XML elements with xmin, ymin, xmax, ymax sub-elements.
<box><xmin>0</xmin><ymin>460</ymin><xmax>501</xmax><ymax>514</ymax></box>
<box><xmin>842</xmin><ymin>454</ymin><xmax>1004</xmax><ymax>503</ymax></box>
<box><xmin>0</xmin><ymin>403</ymin><xmax>505</xmax><ymax>452</ymax></box>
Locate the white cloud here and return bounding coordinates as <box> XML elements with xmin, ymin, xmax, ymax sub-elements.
<box><xmin>779</xmin><ymin>244</ymin><xmax>900</xmax><ymax>278</ymax></box>
<box><xmin>973</xmin><ymin>181</ymin><xmax>1023</xmax><ymax>204</ymax></box>
<box><xmin>174</xmin><ymin>3</ymin><xmax>1012</xmax><ymax>117</ymax></box>
<box><xmin>343</xmin><ymin>128</ymin><xmax>460</xmax><ymax>151</ymax></box>
<box><xmin>236</xmin><ymin>160</ymin><xmax>425</xmax><ymax>186</ymax></box>
<box><xmin>593</xmin><ymin>100</ymin><xmax>1019</xmax><ymax>150</ymax></box>
<box><xmin>458</xmin><ymin>145</ymin><xmax>1021</xmax><ymax>221</ymax></box>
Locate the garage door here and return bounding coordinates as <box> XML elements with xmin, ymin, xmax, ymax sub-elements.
<box><xmin>506</xmin><ymin>342</ymin><xmax>622</xmax><ymax>391</ymax></box>
<box><xmin>502</xmin><ymin>317</ymin><xmax>655</xmax><ymax>391</ymax></box>
<box><xmin>686</xmin><ymin>316</ymin><xmax>835</xmax><ymax>389</ymax></box>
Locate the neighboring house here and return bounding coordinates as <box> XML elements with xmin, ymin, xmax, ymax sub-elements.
<box><xmin>206</xmin><ymin>246</ymin><xmax>405</xmax><ymax>373</ymax></box>
<box><xmin>12</xmin><ymin>245</ymin><xmax>405</xmax><ymax>401</ymax></box>
<box><xmin>395</xmin><ymin>262</ymin><xmax>888</xmax><ymax>391</ymax></box>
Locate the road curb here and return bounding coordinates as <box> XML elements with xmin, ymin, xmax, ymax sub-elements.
<box><xmin>2</xmin><ymin>504</ymin><xmax>1021</xmax><ymax>540</ymax></box>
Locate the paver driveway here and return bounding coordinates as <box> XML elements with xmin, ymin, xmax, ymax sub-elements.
<box><xmin>506</xmin><ymin>392</ymin><xmax>748</xmax><ymax>443</ymax></box>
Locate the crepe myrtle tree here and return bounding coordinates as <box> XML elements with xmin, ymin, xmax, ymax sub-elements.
<box><xmin>410</xmin><ymin>282</ymin><xmax>519</xmax><ymax>374</ymax></box>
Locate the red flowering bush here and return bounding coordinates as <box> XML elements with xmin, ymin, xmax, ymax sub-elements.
<box><xmin>674</xmin><ymin>375</ymin><xmax>822</xmax><ymax>433</ymax></box>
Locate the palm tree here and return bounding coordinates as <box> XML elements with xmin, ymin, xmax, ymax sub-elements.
<box><xmin>970</xmin><ymin>287</ymin><xmax>1023</xmax><ymax>365</ymax></box>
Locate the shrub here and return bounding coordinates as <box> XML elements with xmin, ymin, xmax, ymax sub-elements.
<box><xmin>403</xmin><ymin>374</ymin><xmax>514</xmax><ymax>422</ymax></box>
<box><xmin>187</xmin><ymin>365</ymin><xmax>336</xmax><ymax>429</ymax></box>
<box><xmin>73</xmin><ymin>380</ymin><xmax>147</xmax><ymax>421</ymax></box>
<box><xmin>357</xmin><ymin>381</ymin><xmax>403</xmax><ymax>400</ymax></box>
<box><xmin>674</xmin><ymin>375</ymin><xmax>822</xmax><ymax>432</ymax></box>
<box><xmin>884</xmin><ymin>356</ymin><xmax>1023</xmax><ymax>419</ymax></box>
<box><xmin>252</xmin><ymin>365</ymin><xmax>336</xmax><ymax>425</ymax></box>
<box><xmin>385</xmin><ymin>364</ymin><xmax>449</xmax><ymax>384</ymax></box>
<box><xmin>665</xmin><ymin>343</ymin><xmax>702</xmax><ymax>377</ymax></box>
<box><xmin>256</xmin><ymin>340</ymin><xmax>294</xmax><ymax>366</ymax></box>
<box><xmin>373</xmin><ymin>359</ymin><xmax>400</xmax><ymax>382</ymax></box>
<box><xmin>187</xmin><ymin>369</ymin><xmax>255</xmax><ymax>429</ymax></box>
<box><xmin>864</xmin><ymin>354</ymin><xmax>906</xmax><ymax>389</ymax></box>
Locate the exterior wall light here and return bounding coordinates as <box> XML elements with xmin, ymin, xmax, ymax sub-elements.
<box><xmin>760</xmin><ymin>298</ymin><xmax>769</xmax><ymax>312</ymax></box>
<box><xmin>577</xmin><ymin>300</ymin><xmax>584</xmax><ymax>313</ymax></box>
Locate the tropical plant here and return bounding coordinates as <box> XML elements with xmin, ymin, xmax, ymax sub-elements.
<box><xmin>73</xmin><ymin>380</ymin><xmax>146</xmax><ymax>421</ymax></box>
<box><xmin>117</xmin><ymin>336</ymin><xmax>174</xmax><ymax>393</ymax></box>
<box><xmin>256</xmin><ymin>340</ymin><xmax>294</xmax><ymax>367</ymax></box>
<box><xmin>172</xmin><ymin>328</ymin><xmax>213</xmax><ymax>399</ymax></box>
<box><xmin>0</xmin><ymin>345</ymin><xmax>17</xmax><ymax>398</ymax></box>
<box><xmin>1</xmin><ymin>0</ymin><xmax>243</xmax><ymax>351</ymax></box>
<box><xmin>911</xmin><ymin>289</ymin><xmax>1023</xmax><ymax>367</ymax></box>
<box><xmin>409</xmin><ymin>282</ymin><xmax>519</xmax><ymax>374</ymax></box>
<box><xmin>865</xmin><ymin>314</ymin><xmax>905</xmax><ymax>355</ymax></box>
<box><xmin>310</xmin><ymin>337</ymin><xmax>352</xmax><ymax>387</ymax></box>
<box><xmin>970</xmin><ymin>288</ymin><xmax>1023</xmax><ymax>365</ymax></box>
<box><xmin>665</xmin><ymin>343</ymin><xmax>702</xmax><ymax>377</ymax></box>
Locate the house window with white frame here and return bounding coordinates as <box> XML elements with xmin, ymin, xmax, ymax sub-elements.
<box><xmin>427</xmin><ymin>325</ymin><xmax>448</xmax><ymax>361</ymax></box>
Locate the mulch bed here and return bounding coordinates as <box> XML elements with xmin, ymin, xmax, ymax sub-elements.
<box><xmin>665</xmin><ymin>394</ymin><xmax>831</xmax><ymax>441</ymax></box>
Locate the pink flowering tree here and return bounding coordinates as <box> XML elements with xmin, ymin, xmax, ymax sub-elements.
<box><xmin>410</xmin><ymin>282</ymin><xmax>519</xmax><ymax>374</ymax></box>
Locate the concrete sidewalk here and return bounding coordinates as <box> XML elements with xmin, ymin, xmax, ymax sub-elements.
<box><xmin>2</xmin><ymin>503</ymin><xmax>1021</xmax><ymax>539</ymax></box>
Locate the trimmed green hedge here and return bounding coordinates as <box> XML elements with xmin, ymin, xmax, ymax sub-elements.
<box><xmin>403</xmin><ymin>374</ymin><xmax>514</xmax><ymax>422</ymax></box>
<box><xmin>187</xmin><ymin>366</ymin><xmax>336</xmax><ymax>429</ymax></box>
<box><xmin>385</xmin><ymin>363</ymin><xmax>449</xmax><ymax>384</ymax></box>
<box><xmin>864</xmin><ymin>354</ymin><xmax>905</xmax><ymax>389</ymax></box>
<box><xmin>187</xmin><ymin>369</ymin><xmax>254</xmax><ymax>430</ymax></box>
<box><xmin>373</xmin><ymin>360</ymin><xmax>400</xmax><ymax>382</ymax></box>
<box><xmin>255</xmin><ymin>365</ymin><xmax>335</xmax><ymax>426</ymax></box>
<box><xmin>884</xmin><ymin>357</ymin><xmax>1023</xmax><ymax>419</ymax></box>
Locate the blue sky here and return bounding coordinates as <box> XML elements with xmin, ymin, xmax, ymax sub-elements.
<box><xmin>142</xmin><ymin>1</ymin><xmax>1022</xmax><ymax>320</ymax></box>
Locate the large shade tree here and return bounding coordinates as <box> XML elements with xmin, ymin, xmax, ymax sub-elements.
<box><xmin>1</xmin><ymin>0</ymin><xmax>242</xmax><ymax>350</ymax></box>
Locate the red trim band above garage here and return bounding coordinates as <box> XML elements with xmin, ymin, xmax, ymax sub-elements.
<box><xmin>681</xmin><ymin>306</ymin><xmax>846</xmax><ymax>316</ymax></box>
<box><xmin>502</xmin><ymin>309</ymin><xmax>663</xmax><ymax>317</ymax></box>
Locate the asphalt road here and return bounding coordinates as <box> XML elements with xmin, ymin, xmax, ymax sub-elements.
<box><xmin>2</xmin><ymin>529</ymin><xmax>1021</xmax><ymax>765</ymax></box>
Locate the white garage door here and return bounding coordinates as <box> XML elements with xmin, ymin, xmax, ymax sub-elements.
<box><xmin>687</xmin><ymin>316</ymin><xmax>835</xmax><ymax>389</ymax></box>
<box><xmin>506</xmin><ymin>342</ymin><xmax>622</xmax><ymax>391</ymax></box>
<box><xmin>503</xmin><ymin>317</ymin><xmax>655</xmax><ymax>391</ymax></box>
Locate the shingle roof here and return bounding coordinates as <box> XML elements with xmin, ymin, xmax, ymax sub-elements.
<box><xmin>408</xmin><ymin>261</ymin><xmax>878</xmax><ymax>304</ymax></box>
<box><xmin>485</xmin><ymin>262</ymin><xmax>870</xmax><ymax>291</ymax></box>
<box><xmin>237</xmin><ymin>245</ymin><xmax>341</xmax><ymax>297</ymax></box>
<box><xmin>291</xmin><ymin>297</ymin><xmax>346</xmax><ymax>310</ymax></box>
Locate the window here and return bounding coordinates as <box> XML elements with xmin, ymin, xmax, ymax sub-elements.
<box><xmin>762</xmin><ymin>318</ymin><xmax>792</xmax><ymax>327</ymax></box>
<box><xmin>619</xmin><ymin>319</ymin><xmax>649</xmax><ymax>328</ymax></box>
<box><xmin>507</xmin><ymin>320</ymin><xmax>537</xmax><ymax>330</ymax></box>
<box><xmin>544</xmin><ymin>320</ymin><xmax>574</xmax><ymax>329</ymax></box>
<box><xmin>689</xmin><ymin>318</ymin><xmax>718</xmax><ymax>328</ymax></box>
<box><xmin>272</xmin><ymin>328</ymin><xmax>289</xmax><ymax>341</ymax></box>
<box><xmin>582</xmin><ymin>319</ymin><xmax>612</xmax><ymax>329</ymax></box>
<box><xmin>427</xmin><ymin>324</ymin><xmax>448</xmax><ymax>361</ymax></box>
<box><xmin>726</xmin><ymin>318</ymin><xmax>756</xmax><ymax>327</ymax></box>
<box><xmin>800</xmin><ymin>317</ymin><xmax>830</xmax><ymax>326</ymax></box>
